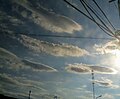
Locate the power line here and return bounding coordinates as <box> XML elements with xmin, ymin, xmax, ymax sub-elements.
<box><xmin>80</xmin><ymin>0</ymin><xmax>114</xmax><ymax>35</ymax></box>
<box><xmin>79</xmin><ymin>0</ymin><xmax>115</xmax><ymax>37</ymax></box>
<box><xmin>92</xmin><ymin>0</ymin><xmax>116</xmax><ymax>30</ymax></box>
<box><xmin>63</xmin><ymin>0</ymin><xmax>117</xmax><ymax>38</ymax></box>
<box><xmin>18</xmin><ymin>33</ymin><xmax>114</xmax><ymax>40</ymax></box>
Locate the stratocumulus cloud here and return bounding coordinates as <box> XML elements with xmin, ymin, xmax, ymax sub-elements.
<box><xmin>94</xmin><ymin>40</ymin><xmax>120</xmax><ymax>54</ymax></box>
<box><xmin>65</xmin><ymin>63</ymin><xmax>117</xmax><ymax>74</ymax></box>
<box><xmin>20</xmin><ymin>35</ymin><xmax>88</xmax><ymax>57</ymax></box>
<box><xmin>0</xmin><ymin>47</ymin><xmax>57</xmax><ymax>72</ymax></box>
<box><xmin>94</xmin><ymin>78</ymin><xmax>119</xmax><ymax>89</ymax></box>
<box><xmin>14</xmin><ymin>0</ymin><xmax>82</xmax><ymax>34</ymax></box>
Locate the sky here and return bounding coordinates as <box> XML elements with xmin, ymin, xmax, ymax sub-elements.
<box><xmin>0</xmin><ymin>0</ymin><xmax>120</xmax><ymax>99</ymax></box>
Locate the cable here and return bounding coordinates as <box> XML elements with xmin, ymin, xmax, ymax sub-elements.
<box><xmin>81</xmin><ymin>0</ymin><xmax>114</xmax><ymax>35</ymax></box>
<box><xmin>114</xmin><ymin>1</ymin><xmax>118</xmax><ymax>9</ymax></box>
<box><xmin>79</xmin><ymin>0</ymin><xmax>115</xmax><ymax>37</ymax></box>
<box><xmin>92</xmin><ymin>0</ymin><xmax>116</xmax><ymax>30</ymax></box>
<box><xmin>109</xmin><ymin>0</ymin><xmax>116</xmax><ymax>3</ymax></box>
<box><xmin>80</xmin><ymin>0</ymin><xmax>94</xmax><ymax>20</ymax></box>
<box><xmin>63</xmin><ymin>0</ymin><xmax>115</xmax><ymax>37</ymax></box>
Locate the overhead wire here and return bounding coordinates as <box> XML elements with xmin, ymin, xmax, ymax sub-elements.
<box><xmin>114</xmin><ymin>1</ymin><xmax>118</xmax><ymax>9</ymax></box>
<box><xmin>63</xmin><ymin>0</ymin><xmax>118</xmax><ymax>39</ymax></box>
<box><xmin>79</xmin><ymin>0</ymin><xmax>112</xmax><ymax>37</ymax></box>
<box><xmin>92</xmin><ymin>0</ymin><xmax>116</xmax><ymax>30</ymax></box>
<box><xmin>80</xmin><ymin>0</ymin><xmax>114</xmax><ymax>36</ymax></box>
<box><xmin>79</xmin><ymin>0</ymin><xmax>115</xmax><ymax>37</ymax></box>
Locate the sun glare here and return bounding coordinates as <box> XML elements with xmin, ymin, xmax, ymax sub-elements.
<box><xmin>113</xmin><ymin>49</ymin><xmax>120</xmax><ymax>67</ymax></box>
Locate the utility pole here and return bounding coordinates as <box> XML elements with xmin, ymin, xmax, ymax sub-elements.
<box><xmin>91</xmin><ymin>70</ymin><xmax>95</xmax><ymax>99</ymax></box>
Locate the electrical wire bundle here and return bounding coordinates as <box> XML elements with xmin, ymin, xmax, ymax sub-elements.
<box><xmin>63</xmin><ymin>0</ymin><xmax>120</xmax><ymax>40</ymax></box>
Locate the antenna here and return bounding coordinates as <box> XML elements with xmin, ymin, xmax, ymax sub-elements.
<box><xmin>28</xmin><ymin>90</ymin><xmax>31</xmax><ymax>99</ymax></box>
<box><xmin>91</xmin><ymin>70</ymin><xmax>95</xmax><ymax>99</ymax></box>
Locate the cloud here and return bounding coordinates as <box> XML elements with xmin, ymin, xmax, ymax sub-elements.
<box><xmin>22</xmin><ymin>59</ymin><xmax>57</xmax><ymax>72</ymax></box>
<box><xmin>65</xmin><ymin>63</ymin><xmax>91</xmax><ymax>74</ymax></box>
<box><xmin>0</xmin><ymin>73</ymin><xmax>47</xmax><ymax>99</ymax></box>
<box><xmin>115</xmin><ymin>94</ymin><xmax>120</xmax><ymax>96</ymax></box>
<box><xmin>20</xmin><ymin>35</ymin><xmax>88</xmax><ymax>57</ymax></box>
<box><xmin>14</xmin><ymin>0</ymin><xmax>82</xmax><ymax>34</ymax></box>
<box><xmin>56</xmin><ymin>87</ymin><xmax>92</xmax><ymax>99</ymax></box>
<box><xmin>0</xmin><ymin>47</ymin><xmax>57</xmax><ymax>72</ymax></box>
<box><xmin>102</xmin><ymin>93</ymin><xmax>115</xmax><ymax>99</ymax></box>
<box><xmin>0</xmin><ymin>47</ymin><xmax>25</xmax><ymax>69</ymax></box>
<box><xmin>94</xmin><ymin>78</ymin><xmax>119</xmax><ymax>89</ymax></box>
<box><xmin>89</xmin><ymin>66</ymin><xmax>117</xmax><ymax>74</ymax></box>
<box><xmin>65</xmin><ymin>63</ymin><xmax>117</xmax><ymax>74</ymax></box>
<box><xmin>94</xmin><ymin>40</ymin><xmax>120</xmax><ymax>54</ymax></box>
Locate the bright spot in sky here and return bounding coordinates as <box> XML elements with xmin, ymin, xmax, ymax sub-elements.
<box><xmin>112</xmin><ymin>49</ymin><xmax>120</xmax><ymax>68</ymax></box>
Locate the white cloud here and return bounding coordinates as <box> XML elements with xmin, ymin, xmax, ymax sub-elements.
<box><xmin>0</xmin><ymin>47</ymin><xmax>25</xmax><ymax>69</ymax></box>
<box><xmin>94</xmin><ymin>40</ymin><xmax>120</xmax><ymax>54</ymax></box>
<box><xmin>20</xmin><ymin>35</ymin><xmax>88</xmax><ymax>57</ymax></box>
<box><xmin>31</xmin><ymin>11</ymin><xmax>82</xmax><ymax>34</ymax></box>
<box><xmin>14</xmin><ymin>0</ymin><xmax>82</xmax><ymax>34</ymax></box>
<box><xmin>22</xmin><ymin>59</ymin><xmax>57</xmax><ymax>72</ymax></box>
<box><xmin>0</xmin><ymin>47</ymin><xmax>57</xmax><ymax>72</ymax></box>
<box><xmin>115</xmin><ymin>94</ymin><xmax>120</xmax><ymax>96</ymax></box>
<box><xmin>94</xmin><ymin>78</ymin><xmax>119</xmax><ymax>89</ymax></box>
<box><xmin>65</xmin><ymin>63</ymin><xmax>117</xmax><ymax>74</ymax></box>
<box><xmin>102</xmin><ymin>93</ymin><xmax>115</xmax><ymax>99</ymax></box>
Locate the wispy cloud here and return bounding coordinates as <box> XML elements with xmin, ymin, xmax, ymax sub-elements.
<box><xmin>20</xmin><ymin>35</ymin><xmax>89</xmax><ymax>57</ymax></box>
<box><xmin>22</xmin><ymin>59</ymin><xmax>57</xmax><ymax>72</ymax></box>
<box><xmin>94</xmin><ymin>78</ymin><xmax>119</xmax><ymax>89</ymax></box>
<box><xmin>0</xmin><ymin>47</ymin><xmax>25</xmax><ymax>69</ymax></box>
<box><xmin>94</xmin><ymin>40</ymin><xmax>120</xmax><ymax>54</ymax></box>
<box><xmin>102</xmin><ymin>93</ymin><xmax>115</xmax><ymax>99</ymax></box>
<box><xmin>65</xmin><ymin>63</ymin><xmax>117</xmax><ymax>74</ymax></box>
<box><xmin>56</xmin><ymin>87</ymin><xmax>92</xmax><ymax>99</ymax></box>
<box><xmin>14</xmin><ymin>0</ymin><xmax>82</xmax><ymax>34</ymax></box>
<box><xmin>0</xmin><ymin>73</ymin><xmax>47</xmax><ymax>99</ymax></box>
<box><xmin>0</xmin><ymin>47</ymin><xmax>57</xmax><ymax>72</ymax></box>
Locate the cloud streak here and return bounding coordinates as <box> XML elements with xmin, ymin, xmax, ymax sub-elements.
<box><xmin>22</xmin><ymin>59</ymin><xmax>57</xmax><ymax>72</ymax></box>
<box><xmin>94</xmin><ymin>78</ymin><xmax>119</xmax><ymax>89</ymax></box>
<box><xmin>65</xmin><ymin>63</ymin><xmax>117</xmax><ymax>74</ymax></box>
<box><xmin>0</xmin><ymin>47</ymin><xmax>57</xmax><ymax>72</ymax></box>
<box><xmin>0</xmin><ymin>48</ymin><xmax>24</xmax><ymax>69</ymax></box>
<box><xmin>20</xmin><ymin>35</ymin><xmax>88</xmax><ymax>57</ymax></box>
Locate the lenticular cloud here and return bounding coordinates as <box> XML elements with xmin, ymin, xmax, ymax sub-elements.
<box><xmin>20</xmin><ymin>35</ymin><xmax>89</xmax><ymax>57</ymax></box>
<box><xmin>66</xmin><ymin>63</ymin><xmax>117</xmax><ymax>74</ymax></box>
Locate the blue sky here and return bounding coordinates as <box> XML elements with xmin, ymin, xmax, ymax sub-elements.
<box><xmin>0</xmin><ymin>0</ymin><xmax>120</xmax><ymax>99</ymax></box>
